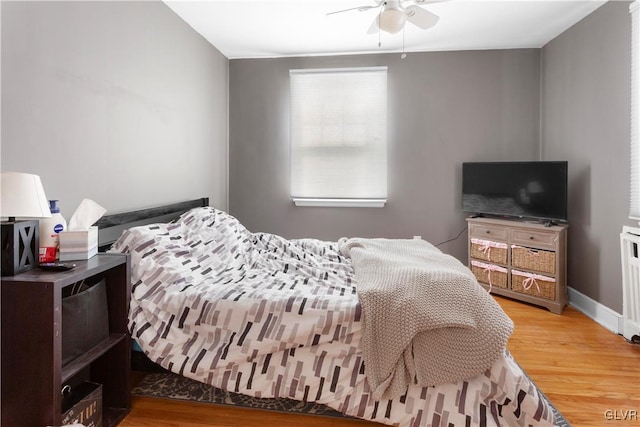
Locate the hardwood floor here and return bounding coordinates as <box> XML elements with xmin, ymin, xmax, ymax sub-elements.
<box><xmin>120</xmin><ymin>296</ymin><xmax>640</xmax><ymax>427</ymax></box>
<box><xmin>502</xmin><ymin>297</ymin><xmax>640</xmax><ymax>427</ymax></box>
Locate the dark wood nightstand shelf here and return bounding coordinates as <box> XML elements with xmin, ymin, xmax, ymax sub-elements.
<box><xmin>1</xmin><ymin>253</ymin><xmax>131</xmax><ymax>427</ymax></box>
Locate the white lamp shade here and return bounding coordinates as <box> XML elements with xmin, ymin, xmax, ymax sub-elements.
<box><xmin>378</xmin><ymin>9</ymin><xmax>406</xmax><ymax>34</ymax></box>
<box><xmin>1</xmin><ymin>172</ymin><xmax>51</xmax><ymax>219</ymax></box>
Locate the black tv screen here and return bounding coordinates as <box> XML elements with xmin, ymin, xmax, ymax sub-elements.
<box><xmin>462</xmin><ymin>161</ymin><xmax>568</xmax><ymax>222</ymax></box>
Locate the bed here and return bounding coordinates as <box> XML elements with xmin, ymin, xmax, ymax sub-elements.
<box><xmin>100</xmin><ymin>200</ymin><xmax>554</xmax><ymax>427</ymax></box>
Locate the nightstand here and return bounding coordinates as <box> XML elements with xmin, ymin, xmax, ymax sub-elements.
<box><xmin>1</xmin><ymin>253</ymin><xmax>131</xmax><ymax>426</ymax></box>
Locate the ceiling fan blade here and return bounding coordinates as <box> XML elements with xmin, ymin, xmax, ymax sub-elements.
<box><xmin>405</xmin><ymin>5</ymin><xmax>439</xmax><ymax>29</ymax></box>
<box><xmin>327</xmin><ymin>5</ymin><xmax>375</xmax><ymax>15</ymax></box>
<box><xmin>366</xmin><ymin>15</ymin><xmax>380</xmax><ymax>34</ymax></box>
<box><xmin>327</xmin><ymin>1</ymin><xmax>384</xmax><ymax>16</ymax></box>
<box><xmin>411</xmin><ymin>0</ymin><xmax>448</xmax><ymax>4</ymax></box>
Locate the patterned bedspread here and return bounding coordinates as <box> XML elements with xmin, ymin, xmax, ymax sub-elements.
<box><xmin>111</xmin><ymin>207</ymin><xmax>554</xmax><ymax>427</ymax></box>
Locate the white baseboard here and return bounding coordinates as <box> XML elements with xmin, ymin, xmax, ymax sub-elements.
<box><xmin>568</xmin><ymin>287</ymin><xmax>624</xmax><ymax>334</ymax></box>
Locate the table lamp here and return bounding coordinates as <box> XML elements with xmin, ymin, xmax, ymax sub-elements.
<box><xmin>1</xmin><ymin>172</ymin><xmax>51</xmax><ymax>276</ymax></box>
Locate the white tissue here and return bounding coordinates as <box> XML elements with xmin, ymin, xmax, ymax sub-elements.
<box><xmin>67</xmin><ymin>198</ymin><xmax>106</xmax><ymax>231</ymax></box>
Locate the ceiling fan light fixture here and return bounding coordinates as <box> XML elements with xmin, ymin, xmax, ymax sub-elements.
<box><xmin>378</xmin><ymin>8</ymin><xmax>406</xmax><ymax>34</ymax></box>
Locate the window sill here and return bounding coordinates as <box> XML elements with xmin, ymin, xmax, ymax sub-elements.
<box><xmin>291</xmin><ymin>198</ymin><xmax>386</xmax><ymax>207</ymax></box>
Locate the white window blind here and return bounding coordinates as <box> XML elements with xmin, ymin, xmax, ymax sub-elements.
<box><xmin>630</xmin><ymin>1</ymin><xmax>640</xmax><ymax>219</ymax></box>
<box><xmin>289</xmin><ymin>67</ymin><xmax>388</xmax><ymax>206</ymax></box>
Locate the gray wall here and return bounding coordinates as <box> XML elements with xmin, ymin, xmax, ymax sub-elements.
<box><xmin>229</xmin><ymin>50</ymin><xmax>541</xmax><ymax>261</ymax></box>
<box><xmin>541</xmin><ymin>0</ymin><xmax>631</xmax><ymax>313</ymax></box>
<box><xmin>1</xmin><ymin>1</ymin><xmax>228</xmax><ymax>216</ymax></box>
<box><xmin>3</xmin><ymin>0</ymin><xmax>629</xmax><ymax>314</ymax></box>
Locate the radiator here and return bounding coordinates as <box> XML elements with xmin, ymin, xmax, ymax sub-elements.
<box><xmin>620</xmin><ymin>226</ymin><xmax>640</xmax><ymax>342</ymax></box>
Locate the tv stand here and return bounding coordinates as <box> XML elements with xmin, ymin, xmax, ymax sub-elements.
<box><xmin>467</xmin><ymin>217</ymin><xmax>568</xmax><ymax>314</ymax></box>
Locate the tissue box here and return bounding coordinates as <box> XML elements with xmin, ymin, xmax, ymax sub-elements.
<box><xmin>59</xmin><ymin>226</ymin><xmax>98</xmax><ymax>261</ymax></box>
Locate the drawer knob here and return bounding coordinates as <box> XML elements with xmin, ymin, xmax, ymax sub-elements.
<box><xmin>486</xmin><ymin>230</ymin><xmax>490</xmax><ymax>234</ymax></box>
<box><xmin>530</xmin><ymin>236</ymin><xmax>534</xmax><ymax>240</ymax></box>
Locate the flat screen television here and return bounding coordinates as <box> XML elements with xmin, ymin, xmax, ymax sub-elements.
<box><xmin>462</xmin><ymin>161</ymin><xmax>568</xmax><ymax>223</ymax></box>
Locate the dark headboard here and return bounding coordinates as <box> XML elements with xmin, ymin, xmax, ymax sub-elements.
<box><xmin>96</xmin><ymin>197</ymin><xmax>209</xmax><ymax>251</ymax></box>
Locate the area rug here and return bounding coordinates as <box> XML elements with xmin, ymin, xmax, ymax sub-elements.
<box><xmin>132</xmin><ymin>371</ymin><xmax>570</xmax><ymax>426</ymax></box>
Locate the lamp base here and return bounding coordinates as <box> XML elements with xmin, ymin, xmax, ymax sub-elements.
<box><xmin>1</xmin><ymin>220</ymin><xmax>39</xmax><ymax>276</ymax></box>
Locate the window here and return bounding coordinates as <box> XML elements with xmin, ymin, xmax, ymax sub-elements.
<box><xmin>630</xmin><ymin>1</ymin><xmax>640</xmax><ymax>219</ymax></box>
<box><xmin>289</xmin><ymin>67</ymin><xmax>388</xmax><ymax>207</ymax></box>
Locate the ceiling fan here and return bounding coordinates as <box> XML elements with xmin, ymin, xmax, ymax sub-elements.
<box><xmin>327</xmin><ymin>0</ymin><xmax>442</xmax><ymax>35</ymax></box>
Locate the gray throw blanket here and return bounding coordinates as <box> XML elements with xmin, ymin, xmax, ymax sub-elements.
<box><xmin>339</xmin><ymin>238</ymin><xmax>514</xmax><ymax>401</ymax></box>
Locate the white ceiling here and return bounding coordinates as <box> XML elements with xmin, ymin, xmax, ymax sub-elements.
<box><xmin>164</xmin><ymin>0</ymin><xmax>608</xmax><ymax>59</ymax></box>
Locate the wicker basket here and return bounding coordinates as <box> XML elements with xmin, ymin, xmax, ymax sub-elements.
<box><xmin>511</xmin><ymin>245</ymin><xmax>556</xmax><ymax>274</ymax></box>
<box><xmin>470</xmin><ymin>260</ymin><xmax>508</xmax><ymax>290</ymax></box>
<box><xmin>511</xmin><ymin>269</ymin><xmax>556</xmax><ymax>300</ymax></box>
<box><xmin>470</xmin><ymin>239</ymin><xmax>508</xmax><ymax>264</ymax></box>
